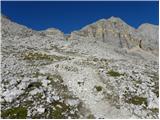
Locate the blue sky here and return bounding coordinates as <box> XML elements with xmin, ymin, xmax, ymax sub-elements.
<box><xmin>1</xmin><ymin>1</ymin><xmax>159</xmax><ymax>33</ymax></box>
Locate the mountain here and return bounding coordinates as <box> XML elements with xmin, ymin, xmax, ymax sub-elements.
<box><xmin>70</xmin><ymin>17</ymin><xmax>158</xmax><ymax>54</ymax></box>
<box><xmin>1</xmin><ymin>15</ymin><xmax>159</xmax><ymax>119</ymax></box>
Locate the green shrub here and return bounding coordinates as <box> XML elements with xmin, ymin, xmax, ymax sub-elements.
<box><xmin>27</xmin><ymin>82</ymin><xmax>42</xmax><ymax>89</ymax></box>
<box><xmin>95</xmin><ymin>85</ymin><xmax>103</xmax><ymax>92</ymax></box>
<box><xmin>107</xmin><ymin>70</ymin><xmax>123</xmax><ymax>77</ymax></box>
<box><xmin>23</xmin><ymin>51</ymin><xmax>65</xmax><ymax>61</ymax></box>
<box><xmin>1</xmin><ymin>107</ymin><xmax>27</xmax><ymax>119</ymax></box>
<box><xmin>125</xmin><ymin>96</ymin><xmax>147</xmax><ymax>106</ymax></box>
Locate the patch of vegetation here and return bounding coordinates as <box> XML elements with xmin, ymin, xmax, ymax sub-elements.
<box><xmin>2</xmin><ymin>80</ymin><xmax>9</xmax><ymax>85</ymax></box>
<box><xmin>23</xmin><ymin>51</ymin><xmax>65</xmax><ymax>61</ymax></box>
<box><xmin>77</xmin><ymin>81</ymin><xmax>84</xmax><ymax>86</ymax></box>
<box><xmin>107</xmin><ymin>70</ymin><xmax>124</xmax><ymax>77</ymax></box>
<box><xmin>51</xmin><ymin>101</ymin><xmax>70</xmax><ymax>119</ymax></box>
<box><xmin>152</xmin><ymin>87</ymin><xmax>159</xmax><ymax>98</ymax></box>
<box><xmin>46</xmin><ymin>74</ymin><xmax>63</xmax><ymax>83</ymax></box>
<box><xmin>125</xmin><ymin>96</ymin><xmax>147</xmax><ymax>106</ymax></box>
<box><xmin>27</xmin><ymin>81</ymin><xmax>42</xmax><ymax>89</ymax></box>
<box><xmin>33</xmin><ymin>71</ymin><xmax>63</xmax><ymax>84</ymax></box>
<box><xmin>1</xmin><ymin>106</ymin><xmax>27</xmax><ymax>119</ymax></box>
<box><xmin>35</xmin><ymin>93</ymin><xmax>43</xmax><ymax>98</ymax></box>
<box><xmin>93</xmin><ymin>58</ymin><xmax>99</xmax><ymax>62</ymax></box>
<box><xmin>150</xmin><ymin>108</ymin><xmax>159</xmax><ymax>113</ymax></box>
<box><xmin>51</xmin><ymin>107</ymin><xmax>64</xmax><ymax>119</ymax></box>
<box><xmin>94</xmin><ymin>85</ymin><xmax>103</xmax><ymax>92</ymax></box>
<box><xmin>87</xmin><ymin>114</ymin><xmax>95</xmax><ymax>119</ymax></box>
<box><xmin>77</xmin><ymin>82</ymin><xmax>81</xmax><ymax>85</ymax></box>
<box><xmin>148</xmin><ymin>72</ymin><xmax>159</xmax><ymax>97</ymax></box>
<box><xmin>132</xmin><ymin>79</ymin><xmax>142</xmax><ymax>85</ymax></box>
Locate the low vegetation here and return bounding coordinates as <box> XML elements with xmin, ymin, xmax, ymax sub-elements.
<box><xmin>1</xmin><ymin>106</ymin><xmax>27</xmax><ymax>119</ymax></box>
<box><xmin>94</xmin><ymin>85</ymin><xmax>103</xmax><ymax>92</ymax></box>
<box><xmin>46</xmin><ymin>74</ymin><xmax>63</xmax><ymax>83</ymax></box>
<box><xmin>150</xmin><ymin>108</ymin><xmax>159</xmax><ymax>113</ymax></box>
<box><xmin>27</xmin><ymin>81</ymin><xmax>42</xmax><ymax>89</ymax></box>
<box><xmin>125</xmin><ymin>96</ymin><xmax>147</xmax><ymax>106</ymax></box>
<box><xmin>51</xmin><ymin>101</ymin><xmax>70</xmax><ymax>119</ymax></box>
<box><xmin>107</xmin><ymin>70</ymin><xmax>124</xmax><ymax>77</ymax></box>
<box><xmin>23</xmin><ymin>51</ymin><xmax>65</xmax><ymax>61</ymax></box>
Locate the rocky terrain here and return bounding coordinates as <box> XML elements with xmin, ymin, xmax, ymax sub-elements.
<box><xmin>1</xmin><ymin>15</ymin><xmax>159</xmax><ymax>119</ymax></box>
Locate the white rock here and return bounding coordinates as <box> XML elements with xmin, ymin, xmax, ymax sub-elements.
<box><xmin>37</xmin><ymin>107</ymin><xmax>45</xmax><ymax>114</ymax></box>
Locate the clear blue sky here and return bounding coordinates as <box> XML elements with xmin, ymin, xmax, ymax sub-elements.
<box><xmin>1</xmin><ymin>1</ymin><xmax>159</xmax><ymax>33</ymax></box>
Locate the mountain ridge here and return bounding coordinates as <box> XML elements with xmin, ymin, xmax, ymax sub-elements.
<box><xmin>1</xmin><ymin>14</ymin><xmax>158</xmax><ymax>34</ymax></box>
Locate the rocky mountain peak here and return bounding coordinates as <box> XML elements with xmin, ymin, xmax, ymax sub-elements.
<box><xmin>107</xmin><ymin>16</ymin><xmax>124</xmax><ymax>23</ymax></box>
<box><xmin>69</xmin><ymin>17</ymin><xmax>158</xmax><ymax>54</ymax></box>
<box><xmin>69</xmin><ymin>17</ymin><xmax>139</xmax><ymax>49</ymax></box>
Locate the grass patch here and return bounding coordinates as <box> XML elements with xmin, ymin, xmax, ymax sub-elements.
<box><xmin>27</xmin><ymin>82</ymin><xmax>42</xmax><ymax>89</ymax></box>
<box><xmin>23</xmin><ymin>51</ymin><xmax>65</xmax><ymax>61</ymax></box>
<box><xmin>1</xmin><ymin>106</ymin><xmax>27</xmax><ymax>119</ymax></box>
<box><xmin>150</xmin><ymin>108</ymin><xmax>159</xmax><ymax>113</ymax></box>
<box><xmin>125</xmin><ymin>96</ymin><xmax>147</xmax><ymax>106</ymax></box>
<box><xmin>107</xmin><ymin>70</ymin><xmax>124</xmax><ymax>77</ymax></box>
<box><xmin>94</xmin><ymin>85</ymin><xmax>103</xmax><ymax>92</ymax></box>
<box><xmin>87</xmin><ymin>114</ymin><xmax>95</xmax><ymax>119</ymax></box>
<box><xmin>52</xmin><ymin>108</ymin><xmax>63</xmax><ymax>119</ymax></box>
<box><xmin>51</xmin><ymin>101</ymin><xmax>69</xmax><ymax>119</ymax></box>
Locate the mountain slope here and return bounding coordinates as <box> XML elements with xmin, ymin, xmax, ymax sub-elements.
<box><xmin>1</xmin><ymin>15</ymin><xmax>159</xmax><ymax>119</ymax></box>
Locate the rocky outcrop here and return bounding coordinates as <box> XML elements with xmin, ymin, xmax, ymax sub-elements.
<box><xmin>69</xmin><ymin>17</ymin><xmax>158</xmax><ymax>54</ymax></box>
<box><xmin>137</xmin><ymin>23</ymin><xmax>159</xmax><ymax>54</ymax></box>
<box><xmin>39</xmin><ymin>28</ymin><xmax>64</xmax><ymax>39</ymax></box>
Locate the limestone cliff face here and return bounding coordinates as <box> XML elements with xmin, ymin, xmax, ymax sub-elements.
<box><xmin>69</xmin><ymin>17</ymin><xmax>158</xmax><ymax>54</ymax></box>
<box><xmin>137</xmin><ymin>23</ymin><xmax>159</xmax><ymax>52</ymax></box>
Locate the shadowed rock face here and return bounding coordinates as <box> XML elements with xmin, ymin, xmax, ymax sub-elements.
<box><xmin>1</xmin><ymin>15</ymin><xmax>159</xmax><ymax>119</ymax></box>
